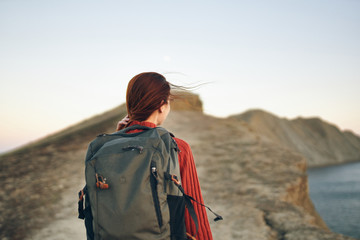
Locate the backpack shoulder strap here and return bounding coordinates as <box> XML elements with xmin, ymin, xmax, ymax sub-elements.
<box><xmin>114</xmin><ymin>124</ymin><xmax>153</xmax><ymax>135</ymax></box>
<box><xmin>156</xmin><ymin>127</ymin><xmax>179</xmax><ymax>151</ymax></box>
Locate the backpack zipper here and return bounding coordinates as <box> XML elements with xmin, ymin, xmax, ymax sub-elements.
<box><xmin>150</xmin><ymin>161</ymin><xmax>163</xmax><ymax>228</ymax></box>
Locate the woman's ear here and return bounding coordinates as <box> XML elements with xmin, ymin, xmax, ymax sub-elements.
<box><xmin>159</xmin><ymin>100</ymin><xmax>166</xmax><ymax>113</ymax></box>
<box><xmin>159</xmin><ymin>104</ymin><xmax>165</xmax><ymax>113</ymax></box>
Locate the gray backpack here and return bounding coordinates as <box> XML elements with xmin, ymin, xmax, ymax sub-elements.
<box><xmin>78</xmin><ymin>125</ymin><xmax>200</xmax><ymax>240</ymax></box>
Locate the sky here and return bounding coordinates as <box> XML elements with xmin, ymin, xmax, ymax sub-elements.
<box><xmin>1</xmin><ymin>0</ymin><xmax>359</xmax><ymax>153</ymax></box>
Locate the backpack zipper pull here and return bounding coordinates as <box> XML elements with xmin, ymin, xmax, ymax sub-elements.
<box><xmin>122</xmin><ymin>145</ymin><xmax>144</xmax><ymax>154</ymax></box>
<box><xmin>151</xmin><ymin>162</ymin><xmax>158</xmax><ymax>180</ymax></box>
<box><xmin>151</xmin><ymin>167</ymin><xmax>158</xmax><ymax>179</ymax></box>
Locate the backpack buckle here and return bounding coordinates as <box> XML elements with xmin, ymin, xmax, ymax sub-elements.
<box><xmin>96</xmin><ymin>173</ymin><xmax>109</xmax><ymax>189</ymax></box>
<box><xmin>170</xmin><ymin>174</ymin><xmax>181</xmax><ymax>186</ymax></box>
<box><xmin>78</xmin><ymin>189</ymin><xmax>85</xmax><ymax>201</ymax></box>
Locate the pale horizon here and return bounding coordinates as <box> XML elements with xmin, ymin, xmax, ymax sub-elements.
<box><xmin>1</xmin><ymin>100</ymin><xmax>359</xmax><ymax>154</ymax></box>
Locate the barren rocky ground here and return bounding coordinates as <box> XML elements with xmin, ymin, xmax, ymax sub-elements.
<box><xmin>0</xmin><ymin>96</ymin><xmax>358</xmax><ymax>240</ymax></box>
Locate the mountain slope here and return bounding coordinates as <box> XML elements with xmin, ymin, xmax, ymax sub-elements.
<box><xmin>0</xmin><ymin>104</ymin><xmax>128</xmax><ymax>240</ymax></box>
<box><xmin>231</xmin><ymin>109</ymin><xmax>360</xmax><ymax>167</ymax></box>
<box><xmin>0</xmin><ymin>95</ymin><xmax>356</xmax><ymax>240</ymax></box>
<box><xmin>0</xmin><ymin>93</ymin><xmax>203</xmax><ymax>240</ymax></box>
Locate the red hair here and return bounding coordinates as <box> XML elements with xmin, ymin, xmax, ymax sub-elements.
<box><xmin>125</xmin><ymin>72</ymin><xmax>171</xmax><ymax>124</ymax></box>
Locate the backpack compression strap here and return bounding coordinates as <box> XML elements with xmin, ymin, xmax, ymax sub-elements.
<box><xmin>166</xmin><ymin>173</ymin><xmax>223</xmax><ymax>222</ymax></box>
<box><xmin>77</xmin><ymin>186</ymin><xmax>94</xmax><ymax>239</ymax></box>
<box><xmin>165</xmin><ymin>173</ymin><xmax>223</xmax><ymax>238</ymax></box>
<box><xmin>78</xmin><ymin>187</ymin><xmax>86</xmax><ymax>220</ymax></box>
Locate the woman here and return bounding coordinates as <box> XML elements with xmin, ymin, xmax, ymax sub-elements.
<box><xmin>116</xmin><ymin>72</ymin><xmax>213</xmax><ymax>239</ymax></box>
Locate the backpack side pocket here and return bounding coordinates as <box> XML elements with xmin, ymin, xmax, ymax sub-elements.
<box><xmin>78</xmin><ymin>187</ymin><xmax>94</xmax><ymax>240</ymax></box>
<box><xmin>167</xmin><ymin>195</ymin><xmax>186</xmax><ymax>240</ymax></box>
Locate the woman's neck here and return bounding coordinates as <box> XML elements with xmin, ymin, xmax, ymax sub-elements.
<box><xmin>145</xmin><ymin>112</ymin><xmax>160</xmax><ymax>126</ymax></box>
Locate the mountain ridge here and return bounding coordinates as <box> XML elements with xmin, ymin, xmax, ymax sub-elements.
<box><xmin>231</xmin><ymin>109</ymin><xmax>360</xmax><ymax>167</ymax></box>
<box><xmin>0</xmin><ymin>94</ymin><xmax>357</xmax><ymax>240</ymax></box>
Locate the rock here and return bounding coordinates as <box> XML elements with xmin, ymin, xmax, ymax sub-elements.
<box><xmin>231</xmin><ymin>109</ymin><xmax>360</xmax><ymax>167</ymax></box>
<box><xmin>0</xmin><ymin>96</ymin><xmax>357</xmax><ymax>240</ymax></box>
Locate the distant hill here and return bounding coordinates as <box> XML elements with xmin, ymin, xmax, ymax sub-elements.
<box><xmin>0</xmin><ymin>94</ymin><xmax>356</xmax><ymax>240</ymax></box>
<box><xmin>231</xmin><ymin>109</ymin><xmax>360</xmax><ymax>167</ymax></box>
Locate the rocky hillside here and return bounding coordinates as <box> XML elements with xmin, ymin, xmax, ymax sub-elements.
<box><xmin>0</xmin><ymin>104</ymin><xmax>128</xmax><ymax>240</ymax></box>
<box><xmin>231</xmin><ymin>109</ymin><xmax>360</xmax><ymax>167</ymax></box>
<box><xmin>0</xmin><ymin>94</ymin><xmax>356</xmax><ymax>240</ymax></box>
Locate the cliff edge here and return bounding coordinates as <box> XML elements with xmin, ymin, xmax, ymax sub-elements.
<box><xmin>231</xmin><ymin>109</ymin><xmax>360</xmax><ymax>167</ymax></box>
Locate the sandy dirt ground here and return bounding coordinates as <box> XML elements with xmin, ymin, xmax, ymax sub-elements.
<box><xmin>26</xmin><ymin>180</ymin><xmax>86</xmax><ymax>240</ymax></box>
<box><xmin>21</xmin><ymin>111</ymin><xmax>356</xmax><ymax>240</ymax></box>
